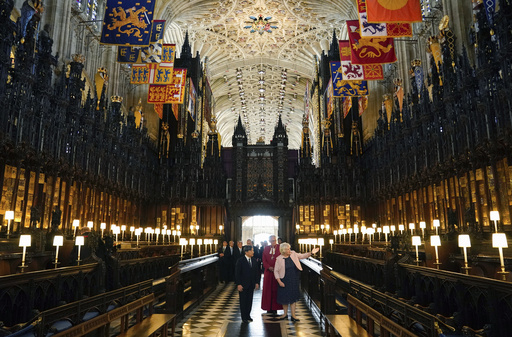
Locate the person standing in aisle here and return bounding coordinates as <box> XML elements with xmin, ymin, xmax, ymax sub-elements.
<box><xmin>235</xmin><ymin>245</ymin><xmax>260</xmax><ymax>323</ymax></box>
<box><xmin>261</xmin><ymin>235</ymin><xmax>282</xmax><ymax>315</ymax></box>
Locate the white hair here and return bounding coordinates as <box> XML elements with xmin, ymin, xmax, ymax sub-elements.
<box><xmin>280</xmin><ymin>242</ymin><xmax>290</xmax><ymax>254</ymax></box>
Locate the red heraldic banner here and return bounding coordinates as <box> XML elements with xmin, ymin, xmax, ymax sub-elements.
<box><xmin>357</xmin><ymin>0</ymin><xmax>412</xmax><ymax>37</ymax></box>
<box><xmin>347</xmin><ymin>20</ymin><xmax>397</xmax><ymax>65</ymax></box>
<box><xmin>339</xmin><ymin>40</ymin><xmax>384</xmax><ymax>80</ymax></box>
<box><xmin>147</xmin><ymin>68</ymin><xmax>187</xmax><ymax>104</ymax></box>
<box><xmin>366</xmin><ymin>0</ymin><xmax>422</xmax><ymax>23</ymax></box>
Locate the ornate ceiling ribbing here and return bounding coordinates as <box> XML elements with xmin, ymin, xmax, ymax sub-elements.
<box><xmin>160</xmin><ymin>0</ymin><xmax>357</xmax><ymax>148</ymax></box>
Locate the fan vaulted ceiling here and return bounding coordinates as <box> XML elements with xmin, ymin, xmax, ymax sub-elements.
<box><xmin>157</xmin><ymin>0</ymin><xmax>357</xmax><ymax>149</ymax></box>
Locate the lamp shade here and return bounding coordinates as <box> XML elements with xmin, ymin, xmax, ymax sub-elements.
<box><xmin>172</xmin><ymin>230</ymin><xmax>177</xmax><ymax>235</ymax></box>
<box><xmin>390</xmin><ymin>225</ymin><xmax>396</xmax><ymax>231</ymax></box>
<box><xmin>155</xmin><ymin>228</ymin><xmax>160</xmax><ymax>234</ymax></box>
<box><xmin>399</xmin><ymin>224</ymin><xmax>405</xmax><ymax>231</ymax></box>
<box><xmin>19</xmin><ymin>235</ymin><xmax>31</xmax><ymax>247</ymax></box>
<box><xmin>318</xmin><ymin>238</ymin><xmax>324</xmax><ymax>246</ymax></box>
<box><xmin>492</xmin><ymin>233</ymin><xmax>508</xmax><ymax>248</ymax></box>
<box><xmin>190</xmin><ymin>238</ymin><xmax>196</xmax><ymax>245</ymax></box>
<box><xmin>214</xmin><ymin>239</ymin><xmax>218</xmax><ymax>245</ymax></box>
<box><xmin>121</xmin><ymin>225</ymin><xmax>126</xmax><ymax>231</ymax></box>
<box><xmin>377</xmin><ymin>227</ymin><xmax>382</xmax><ymax>233</ymax></box>
<box><xmin>412</xmin><ymin>236</ymin><xmax>421</xmax><ymax>246</ymax></box>
<box><xmin>111</xmin><ymin>224</ymin><xmax>116</xmax><ymax>230</ymax></box>
<box><xmin>114</xmin><ymin>227</ymin><xmax>120</xmax><ymax>235</ymax></box>
<box><xmin>87</xmin><ymin>221</ymin><xmax>93</xmax><ymax>229</ymax></box>
<box><xmin>167</xmin><ymin>230</ymin><xmax>171</xmax><ymax>235</ymax></box>
<box><xmin>367</xmin><ymin>228</ymin><xmax>375</xmax><ymax>235</ymax></box>
<box><xmin>5</xmin><ymin>210</ymin><xmax>14</xmax><ymax>220</ymax></box>
<box><xmin>177</xmin><ymin>231</ymin><xmax>181</xmax><ymax>236</ymax></box>
<box><xmin>419</xmin><ymin>221</ymin><xmax>426</xmax><ymax>229</ymax></box>
<box><xmin>329</xmin><ymin>239</ymin><xmax>334</xmax><ymax>244</ymax></box>
<box><xmin>490</xmin><ymin>211</ymin><xmax>500</xmax><ymax>221</ymax></box>
<box><xmin>296</xmin><ymin>224</ymin><xmax>300</xmax><ymax>229</ymax></box>
<box><xmin>334</xmin><ymin>230</ymin><xmax>338</xmax><ymax>235</ymax></box>
<box><xmin>409</xmin><ymin>223</ymin><xmax>415</xmax><ymax>230</ymax></box>
<box><xmin>100</xmin><ymin>223</ymin><xmax>106</xmax><ymax>230</ymax></box>
<box><xmin>53</xmin><ymin>235</ymin><xmax>63</xmax><ymax>247</ymax></box>
<box><xmin>433</xmin><ymin>219</ymin><xmax>440</xmax><ymax>227</ymax></box>
<box><xmin>130</xmin><ymin>226</ymin><xmax>135</xmax><ymax>232</ymax></box>
<box><xmin>72</xmin><ymin>219</ymin><xmax>80</xmax><ymax>228</ymax></box>
<box><xmin>458</xmin><ymin>234</ymin><xmax>471</xmax><ymax>248</ymax></box>
<box><xmin>198</xmin><ymin>239</ymin><xmax>203</xmax><ymax>245</ymax></box>
<box><xmin>383</xmin><ymin>226</ymin><xmax>390</xmax><ymax>234</ymax></box>
<box><xmin>348</xmin><ymin>228</ymin><xmax>353</xmax><ymax>234</ymax></box>
<box><xmin>75</xmin><ymin>236</ymin><xmax>85</xmax><ymax>246</ymax></box>
<box><xmin>430</xmin><ymin>235</ymin><xmax>441</xmax><ymax>247</ymax></box>
<box><xmin>179</xmin><ymin>238</ymin><xmax>187</xmax><ymax>245</ymax></box>
<box><xmin>372</xmin><ymin>223</ymin><xmax>377</xmax><ymax>228</ymax></box>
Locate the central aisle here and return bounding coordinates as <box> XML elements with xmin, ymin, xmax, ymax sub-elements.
<box><xmin>174</xmin><ymin>280</ymin><xmax>326</xmax><ymax>336</ymax></box>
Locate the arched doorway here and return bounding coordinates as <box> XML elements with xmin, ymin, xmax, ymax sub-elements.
<box><xmin>241</xmin><ymin>216</ymin><xmax>279</xmax><ymax>246</ymax></box>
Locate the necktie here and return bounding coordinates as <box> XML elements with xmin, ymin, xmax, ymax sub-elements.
<box><xmin>248</xmin><ymin>258</ymin><xmax>252</xmax><ymax>267</ymax></box>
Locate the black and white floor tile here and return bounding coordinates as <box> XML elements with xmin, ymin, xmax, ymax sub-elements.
<box><xmin>173</xmin><ymin>278</ymin><xmax>325</xmax><ymax>336</ymax></box>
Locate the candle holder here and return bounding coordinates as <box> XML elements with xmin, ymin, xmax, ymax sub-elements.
<box><xmin>53</xmin><ymin>235</ymin><xmax>63</xmax><ymax>269</ymax></box>
<box><xmin>19</xmin><ymin>235</ymin><xmax>31</xmax><ymax>272</ymax></box>
<box><xmin>76</xmin><ymin>236</ymin><xmax>84</xmax><ymax>265</ymax></box>
<box><xmin>5</xmin><ymin>211</ymin><xmax>14</xmax><ymax>239</ymax></box>
<box><xmin>490</xmin><ymin>211</ymin><xmax>500</xmax><ymax>233</ymax></box>
<box><xmin>412</xmin><ymin>236</ymin><xmax>421</xmax><ymax>266</ymax></box>
<box><xmin>492</xmin><ymin>233</ymin><xmax>509</xmax><ymax>281</ymax></box>
<box><xmin>458</xmin><ymin>234</ymin><xmax>471</xmax><ymax>275</ymax></box>
<box><xmin>72</xmin><ymin>219</ymin><xmax>80</xmax><ymax>239</ymax></box>
<box><xmin>430</xmin><ymin>235</ymin><xmax>442</xmax><ymax>270</ymax></box>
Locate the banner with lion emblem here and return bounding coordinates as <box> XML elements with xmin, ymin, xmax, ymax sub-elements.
<box><xmin>347</xmin><ymin>20</ymin><xmax>396</xmax><ymax>65</ymax></box>
<box><xmin>101</xmin><ymin>0</ymin><xmax>155</xmax><ymax>46</ymax></box>
<box><xmin>339</xmin><ymin>41</ymin><xmax>383</xmax><ymax>80</ymax></box>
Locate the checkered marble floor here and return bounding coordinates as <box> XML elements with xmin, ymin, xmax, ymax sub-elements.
<box><xmin>173</xmin><ymin>277</ymin><xmax>326</xmax><ymax>336</ymax></box>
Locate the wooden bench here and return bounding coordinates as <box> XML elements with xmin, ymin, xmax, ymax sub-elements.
<box><xmin>117</xmin><ymin>313</ymin><xmax>176</xmax><ymax>337</ymax></box>
<box><xmin>325</xmin><ymin>314</ymin><xmax>371</xmax><ymax>337</ymax></box>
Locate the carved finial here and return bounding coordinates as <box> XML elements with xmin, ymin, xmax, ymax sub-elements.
<box><xmin>393</xmin><ymin>78</ymin><xmax>403</xmax><ymax>86</ymax></box>
<box><xmin>411</xmin><ymin>59</ymin><xmax>422</xmax><ymax>67</ymax></box>
<box><xmin>208</xmin><ymin>116</ymin><xmax>217</xmax><ymax>134</ymax></box>
<box><xmin>111</xmin><ymin>95</ymin><xmax>123</xmax><ymax>103</ymax></box>
<box><xmin>72</xmin><ymin>54</ymin><xmax>86</xmax><ymax>64</ymax></box>
<box><xmin>191</xmin><ymin>130</ymin><xmax>199</xmax><ymax>138</ymax></box>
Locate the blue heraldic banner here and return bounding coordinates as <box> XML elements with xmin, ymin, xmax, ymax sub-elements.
<box><xmin>330</xmin><ymin>61</ymin><xmax>369</xmax><ymax>97</ymax></box>
<box><xmin>101</xmin><ymin>0</ymin><xmax>155</xmax><ymax>46</ymax></box>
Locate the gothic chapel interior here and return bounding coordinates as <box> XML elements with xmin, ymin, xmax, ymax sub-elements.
<box><xmin>1</xmin><ymin>0</ymin><xmax>512</xmax><ymax>336</ymax></box>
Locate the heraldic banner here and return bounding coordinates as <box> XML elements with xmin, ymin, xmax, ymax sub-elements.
<box><xmin>366</xmin><ymin>0</ymin><xmax>422</xmax><ymax>23</ymax></box>
<box><xmin>330</xmin><ymin>61</ymin><xmax>369</xmax><ymax>97</ymax></box>
<box><xmin>118</xmin><ymin>20</ymin><xmax>166</xmax><ymax>63</ymax></box>
<box><xmin>347</xmin><ymin>20</ymin><xmax>397</xmax><ymax>65</ymax></box>
<box><xmin>147</xmin><ymin>69</ymin><xmax>187</xmax><ymax>104</ymax></box>
<box><xmin>357</xmin><ymin>0</ymin><xmax>412</xmax><ymax>37</ymax></box>
<box><xmin>101</xmin><ymin>0</ymin><xmax>156</xmax><ymax>46</ymax></box>
<box><xmin>339</xmin><ymin>40</ymin><xmax>383</xmax><ymax>80</ymax></box>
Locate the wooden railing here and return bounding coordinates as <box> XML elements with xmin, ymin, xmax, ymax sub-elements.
<box><xmin>37</xmin><ymin>280</ymin><xmax>153</xmax><ymax>336</ymax></box>
<box><xmin>0</xmin><ymin>262</ymin><xmax>104</xmax><ymax>326</ymax></box>
<box><xmin>165</xmin><ymin>254</ymin><xmax>219</xmax><ymax>319</ymax></box>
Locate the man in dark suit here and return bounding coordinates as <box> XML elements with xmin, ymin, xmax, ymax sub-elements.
<box><xmin>218</xmin><ymin>241</ymin><xmax>231</xmax><ymax>283</ymax></box>
<box><xmin>235</xmin><ymin>246</ymin><xmax>260</xmax><ymax>323</ymax></box>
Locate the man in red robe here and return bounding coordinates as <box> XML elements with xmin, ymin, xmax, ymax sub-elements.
<box><xmin>261</xmin><ymin>235</ymin><xmax>282</xmax><ymax>314</ymax></box>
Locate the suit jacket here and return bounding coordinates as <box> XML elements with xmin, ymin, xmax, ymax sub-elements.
<box><xmin>235</xmin><ymin>256</ymin><xmax>260</xmax><ymax>290</ymax></box>
<box><xmin>274</xmin><ymin>251</ymin><xmax>311</xmax><ymax>280</ymax></box>
<box><xmin>218</xmin><ymin>245</ymin><xmax>232</xmax><ymax>263</ymax></box>
<box><xmin>233</xmin><ymin>246</ymin><xmax>244</xmax><ymax>262</ymax></box>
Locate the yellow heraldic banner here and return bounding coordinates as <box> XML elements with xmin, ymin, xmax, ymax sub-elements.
<box><xmin>129</xmin><ymin>45</ymin><xmax>176</xmax><ymax>85</ymax></box>
<box><xmin>147</xmin><ymin>69</ymin><xmax>187</xmax><ymax>104</ymax></box>
<box><xmin>101</xmin><ymin>0</ymin><xmax>156</xmax><ymax>46</ymax></box>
